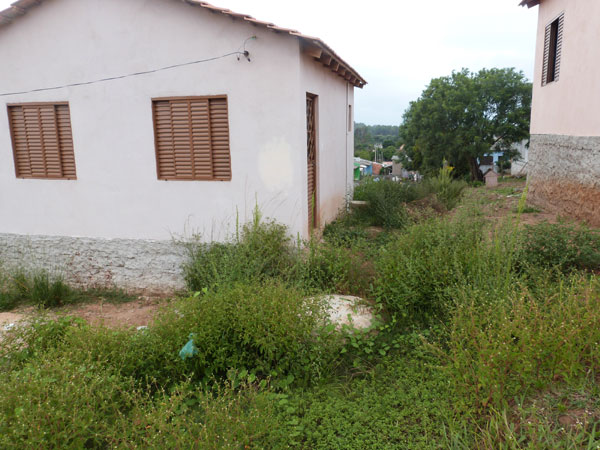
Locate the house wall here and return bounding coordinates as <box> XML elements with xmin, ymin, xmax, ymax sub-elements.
<box><xmin>510</xmin><ymin>140</ymin><xmax>529</xmax><ymax>176</ymax></box>
<box><xmin>0</xmin><ymin>0</ymin><xmax>351</xmax><ymax>291</ymax></box>
<box><xmin>299</xmin><ymin>52</ymin><xmax>354</xmax><ymax>229</ymax></box>
<box><xmin>528</xmin><ymin>0</ymin><xmax>600</xmax><ymax>224</ymax></box>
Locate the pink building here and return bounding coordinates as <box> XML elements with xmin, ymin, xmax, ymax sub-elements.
<box><xmin>521</xmin><ymin>0</ymin><xmax>600</xmax><ymax>225</ymax></box>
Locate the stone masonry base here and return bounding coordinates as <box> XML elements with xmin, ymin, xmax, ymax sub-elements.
<box><xmin>0</xmin><ymin>233</ymin><xmax>187</xmax><ymax>294</ymax></box>
<box><xmin>528</xmin><ymin>134</ymin><xmax>600</xmax><ymax>226</ymax></box>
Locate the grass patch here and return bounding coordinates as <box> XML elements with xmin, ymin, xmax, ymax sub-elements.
<box><xmin>0</xmin><ymin>268</ymin><xmax>137</xmax><ymax>312</ymax></box>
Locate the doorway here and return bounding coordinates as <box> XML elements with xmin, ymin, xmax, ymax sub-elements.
<box><xmin>306</xmin><ymin>93</ymin><xmax>318</xmax><ymax>233</ymax></box>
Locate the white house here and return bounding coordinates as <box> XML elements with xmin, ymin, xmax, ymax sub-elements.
<box><xmin>0</xmin><ymin>0</ymin><xmax>365</xmax><ymax>292</ymax></box>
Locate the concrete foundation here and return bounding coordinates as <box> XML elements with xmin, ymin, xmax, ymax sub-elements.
<box><xmin>0</xmin><ymin>234</ymin><xmax>187</xmax><ymax>294</ymax></box>
<box><xmin>528</xmin><ymin>134</ymin><xmax>600</xmax><ymax>226</ymax></box>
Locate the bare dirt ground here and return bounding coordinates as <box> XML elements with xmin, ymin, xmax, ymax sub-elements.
<box><xmin>0</xmin><ymin>297</ymin><xmax>164</xmax><ymax>333</ymax></box>
<box><xmin>58</xmin><ymin>297</ymin><xmax>163</xmax><ymax>328</ymax></box>
<box><xmin>457</xmin><ymin>177</ymin><xmax>559</xmax><ymax>226</ymax></box>
<box><xmin>0</xmin><ymin>311</ymin><xmax>26</xmax><ymax>330</ymax></box>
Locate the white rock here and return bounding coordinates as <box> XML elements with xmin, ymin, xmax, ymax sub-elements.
<box><xmin>321</xmin><ymin>295</ymin><xmax>376</xmax><ymax>331</ymax></box>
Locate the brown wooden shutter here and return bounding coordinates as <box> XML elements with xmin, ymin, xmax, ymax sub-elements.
<box><xmin>8</xmin><ymin>103</ymin><xmax>76</xmax><ymax>179</ymax></box>
<box><xmin>153</xmin><ymin>96</ymin><xmax>231</xmax><ymax>181</ymax></box>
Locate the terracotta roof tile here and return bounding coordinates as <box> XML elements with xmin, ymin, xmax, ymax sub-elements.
<box><xmin>0</xmin><ymin>0</ymin><xmax>366</xmax><ymax>87</ymax></box>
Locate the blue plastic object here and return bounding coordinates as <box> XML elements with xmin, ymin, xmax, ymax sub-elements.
<box><xmin>179</xmin><ymin>333</ymin><xmax>199</xmax><ymax>360</ymax></box>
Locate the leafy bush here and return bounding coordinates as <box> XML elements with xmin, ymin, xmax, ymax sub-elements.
<box><xmin>322</xmin><ymin>213</ymin><xmax>369</xmax><ymax>247</ymax></box>
<box><xmin>425</xmin><ymin>166</ymin><xmax>467</xmax><ymax>210</ymax></box>
<box><xmin>446</xmin><ymin>275</ymin><xmax>600</xmax><ymax>413</ymax></box>
<box><xmin>373</xmin><ymin>218</ymin><xmax>488</xmax><ymax>326</ymax></box>
<box><xmin>0</xmin><ymin>352</ymin><xmax>139</xmax><ymax>449</ymax></box>
<box><xmin>61</xmin><ymin>281</ymin><xmax>337</xmax><ymax>387</ymax></box>
<box><xmin>353</xmin><ymin>179</ymin><xmax>423</xmax><ymax>229</ymax></box>
<box><xmin>141</xmin><ymin>281</ymin><xmax>339</xmax><ymax>387</ymax></box>
<box><xmin>113</xmin><ymin>381</ymin><xmax>280</xmax><ymax>449</ymax></box>
<box><xmin>291</xmin><ymin>239</ymin><xmax>374</xmax><ymax>297</ymax></box>
<box><xmin>183</xmin><ymin>216</ymin><xmax>294</xmax><ymax>292</ymax></box>
<box><xmin>520</xmin><ymin>221</ymin><xmax>600</xmax><ymax>273</ymax></box>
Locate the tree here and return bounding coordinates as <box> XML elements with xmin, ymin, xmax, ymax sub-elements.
<box><xmin>399</xmin><ymin>68</ymin><xmax>531</xmax><ymax>180</ymax></box>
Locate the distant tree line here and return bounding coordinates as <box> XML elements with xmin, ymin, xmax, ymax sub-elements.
<box><xmin>354</xmin><ymin>123</ymin><xmax>402</xmax><ymax>162</ymax></box>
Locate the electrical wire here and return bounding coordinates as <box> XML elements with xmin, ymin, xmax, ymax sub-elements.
<box><xmin>0</xmin><ymin>39</ymin><xmax>255</xmax><ymax>97</ymax></box>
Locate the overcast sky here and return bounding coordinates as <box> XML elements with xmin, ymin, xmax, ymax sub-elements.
<box><xmin>0</xmin><ymin>0</ymin><xmax>539</xmax><ymax>125</ymax></box>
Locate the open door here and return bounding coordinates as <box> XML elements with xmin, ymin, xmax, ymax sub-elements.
<box><xmin>306</xmin><ymin>93</ymin><xmax>318</xmax><ymax>233</ymax></box>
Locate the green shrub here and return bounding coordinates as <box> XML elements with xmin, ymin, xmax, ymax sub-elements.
<box><xmin>157</xmin><ymin>281</ymin><xmax>338</xmax><ymax>386</ymax></box>
<box><xmin>322</xmin><ymin>214</ymin><xmax>369</xmax><ymax>247</ymax></box>
<box><xmin>353</xmin><ymin>179</ymin><xmax>422</xmax><ymax>229</ymax></box>
<box><xmin>183</xmin><ymin>217</ymin><xmax>294</xmax><ymax>292</ymax></box>
<box><xmin>291</xmin><ymin>239</ymin><xmax>374</xmax><ymax>297</ymax></box>
<box><xmin>3</xmin><ymin>282</ymin><xmax>340</xmax><ymax>388</ymax></box>
<box><xmin>446</xmin><ymin>275</ymin><xmax>600</xmax><ymax>414</ymax></box>
<box><xmin>520</xmin><ymin>221</ymin><xmax>600</xmax><ymax>273</ymax></box>
<box><xmin>425</xmin><ymin>166</ymin><xmax>467</xmax><ymax>210</ymax></box>
<box><xmin>113</xmin><ymin>381</ymin><xmax>280</xmax><ymax>449</ymax></box>
<box><xmin>0</xmin><ymin>352</ymin><xmax>139</xmax><ymax>449</ymax></box>
<box><xmin>373</xmin><ymin>218</ymin><xmax>488</xmax><ymax>326</ymax></box>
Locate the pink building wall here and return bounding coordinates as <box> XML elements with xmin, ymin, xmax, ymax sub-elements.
<box><xmin>526</xmin><ymin>0</ymin><xmax>600</xmax><ymax>225</ymax></box>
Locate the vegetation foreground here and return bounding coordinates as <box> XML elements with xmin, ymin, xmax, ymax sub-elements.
<box><xmin>2</xmin><ymin>177</ymin><xmax>600</xmax><ymax>449</ymax></box>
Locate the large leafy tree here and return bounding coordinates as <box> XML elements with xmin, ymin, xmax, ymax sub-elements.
<box><xmin>399</xmin><ymin>68</ymin><xmax>532</xmax><ymax>180</ymax></box>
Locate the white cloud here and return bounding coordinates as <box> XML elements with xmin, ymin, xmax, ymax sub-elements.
<box><xmin>0</xmin><ymin>0</ymin><xmax>538</xmax><ymax>124</ymax></box>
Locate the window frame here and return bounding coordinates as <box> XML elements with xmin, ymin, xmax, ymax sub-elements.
<box><xmin>7</xmin><ymin>101</ymin><xmax>77</xmax><ymax>180</ymax></box>
<box><xmin>151</xmin><ymin>95</ymin><xmax>232</xmax><ymax>182</ymax></box>
<box><xmin>542</xmin><ymin>12</ymin><xmax>564</xmax><ymax>86</ymax></box>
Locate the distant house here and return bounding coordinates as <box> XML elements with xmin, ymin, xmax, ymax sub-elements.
<box><xmin>354</xmin><ymin>157</ymin><xmax>373</xmax><ymax>176</ymax></box>
<box><xmin>0</xmin><ymin>0</ymin><xmax>366</xmax><ymax>292</ymax></box>
<box><xmin>478</xmin><ymin>155</ymin><xmax>496</xmax><ymax>174</ymax></box>
<box><xmin>520</xmin><ymin>0</ymin><xmax>600</xmax><ymax>225</ymax></box>
<box><xmin>372</xmin><ymin>162</ymin><xmax>393</xmax><ymax>176</ymax></box>
<box><xmin>510</xmin><ymin>140</ymin><xmax>529</xmax><ymax>176</ymax></box>
<box><xmin>354</xmin><ymin>162</ymin><xmax>361</xmax><ymax>181</ymax></box>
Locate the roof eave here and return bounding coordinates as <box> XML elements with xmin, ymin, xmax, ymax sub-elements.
<box><xmin>519</xmin><ymin>0</ymin><xmax>540</xmax><ymax>8</ymax></box>
<box><xmin>0</xmin><ymin>0</ymin><xmax>367</xmax><ymax>88</ymax></box>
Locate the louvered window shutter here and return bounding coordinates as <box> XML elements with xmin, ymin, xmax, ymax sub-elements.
<box><xmin>8</xmin><ymin>103</ymin><xmax>77</xmax><ymax>179</ymax></box>
<box><xmin>542</xmin><ymin>13</ymin><xmax>564</xmax><ymax>86</ymax></box>
<box><xmin>554</xmin><ymin>14</ymin><xmax>564</xmax><ymax>82</ymax></box>
<box><xmin>542</xmin><ymin>23</ymin><xmax>551</xmax><ymax>86</ymax></box>
<box><xmin>153</xmin><ymin>97</ymin><xmax>231</xmax><ymax>181</ymax></box>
